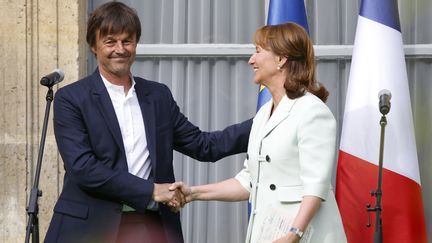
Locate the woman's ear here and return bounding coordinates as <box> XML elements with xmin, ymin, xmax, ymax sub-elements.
<box><xmin>278</xmin><ymin>56</ymin><xmax>288</xmax><ymax>67</ymax></box>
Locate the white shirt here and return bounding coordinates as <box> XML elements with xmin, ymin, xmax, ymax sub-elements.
<box><xmin>101</xmin><ymin>74</ymin><xmax>152</xmax><ymax>180</ymax></box>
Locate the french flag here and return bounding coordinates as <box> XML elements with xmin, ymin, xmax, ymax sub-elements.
<box><xmin>335</xmin><ymin>0</ymin><xmax>427</xmax><ymax>242</ymax></box>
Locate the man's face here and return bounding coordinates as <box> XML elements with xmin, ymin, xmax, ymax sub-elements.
<box><xmin>91</xmin><ymin>31</ymin><xmax>137</xmax><ymax>79</ymax></box>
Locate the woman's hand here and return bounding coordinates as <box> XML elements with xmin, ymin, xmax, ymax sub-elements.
<box><xmin>153</xmin><ymin>183</ymin><xmax>184</xmax><ymax>205</ymax></box>
<box><xmin>273</xmin><ymin>232</ymin><xmax>300</xmax><ymax>243</ymax></box>
<box><xmin>166</xmin><ymin>181</ymin><xmax>193</xmax><ymax>212</ymax></box>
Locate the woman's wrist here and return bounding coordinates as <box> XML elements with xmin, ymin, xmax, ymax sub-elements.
<box><xmin>189</xmin><ymin>186</ymin><xmax>197</xmax><ymax>201</ymax></box>
<box><xmin>287</xmin><ymin>231</ymin><xmax>301</xmax><ymax>242</ymax></box>
<box><xmin>288</xmin><ymin>226</ymin><xmax>304</xmax><ymax>239</ymax></box>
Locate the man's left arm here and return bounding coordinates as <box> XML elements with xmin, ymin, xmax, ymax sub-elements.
<box><xmin>166</xmin><ymin>87</ymin><xmax>252</xmax><ymax>161</ymax></box>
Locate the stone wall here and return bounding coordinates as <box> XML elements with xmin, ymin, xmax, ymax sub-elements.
<box><xmin>0</xmin><ymin>1</ymin><xmax>87</xmax><ymax>242</ymax></box>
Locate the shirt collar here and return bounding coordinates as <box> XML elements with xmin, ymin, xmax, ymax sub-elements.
<box><xmin>100</xmin><ymin>73</ymin><xmax>136</xmax><ymax>96</ymax></box>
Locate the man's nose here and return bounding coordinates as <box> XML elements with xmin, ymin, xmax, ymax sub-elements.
<box><xmin>114</xmin><ymin>41</ymin><xmax>126</xmax><ymax>53</ymax></box>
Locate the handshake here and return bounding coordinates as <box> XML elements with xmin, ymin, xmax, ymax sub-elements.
<box><xmin>152</xmin><ymin>182</ymin><xmax>192</xmax><ymax>212</ymax></box>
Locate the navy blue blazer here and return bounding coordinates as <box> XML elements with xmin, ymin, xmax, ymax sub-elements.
<box><xmin>44</xmin><ymin>70</ymin><xmax>252</xmax><ymax>243</ymax></box>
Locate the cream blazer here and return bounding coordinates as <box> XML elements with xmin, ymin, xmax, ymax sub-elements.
<box><xmin>236</xmin><ymin>93</ymin><xmax>347</xmax><ymax>243</ymax></box>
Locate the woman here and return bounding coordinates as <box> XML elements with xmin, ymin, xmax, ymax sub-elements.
<box><xmin>171</xmin><ymin>23</ymin><xmax>347</xmax><ymax>243</ymax></box>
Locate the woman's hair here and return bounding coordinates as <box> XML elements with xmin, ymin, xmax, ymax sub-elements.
<box><xmin>253</xmin><ymin>22</ymin><xmax>328</xmax><ymax>102</ymax></box>
<box><xmin>86</xmin><ymin>2</ymin><xmax>141</xmax><ymax>48</ymax></box>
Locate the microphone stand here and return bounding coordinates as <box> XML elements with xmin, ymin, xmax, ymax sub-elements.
<box><xmin>25</xmin><ymin>86</ymin><xmax>54</xmax><ymax>243</ymax></box>
<box><xmin>366</xmin><ymin>114</ymin><xmax>387</xmax><ymax>243</ymax></box>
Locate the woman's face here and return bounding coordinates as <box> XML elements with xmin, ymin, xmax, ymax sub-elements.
<box><xmin>248</xmin><ymin>45</ymin><xmax>280</xmax><ymax>86</ymax></box>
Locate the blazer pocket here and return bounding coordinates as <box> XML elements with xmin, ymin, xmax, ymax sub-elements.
<box><xmin>54</xmin><ymin>199</ymin><xmax>89</xmax><ymax>219</ymax></box>
<box><xmin>277</xmin><ymin>185</ymin><xmax>304</xmax><ymax>203</ymax></box>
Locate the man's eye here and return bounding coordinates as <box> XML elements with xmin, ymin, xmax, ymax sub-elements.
<box><xmin>104</xmin><ymin>41</ymin><xmax>115</xmax><ymax>46</ymax></box>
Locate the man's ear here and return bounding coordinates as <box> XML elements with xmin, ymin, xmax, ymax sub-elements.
<box><xmin>90</xmin><ymin>46</ymin><xmax>97</xmax><ymax>57</ymax></box>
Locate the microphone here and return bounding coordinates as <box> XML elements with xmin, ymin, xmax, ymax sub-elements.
<box><xmin>378</xmin><ymin>89</ymin><xmax>392</xmax><ymax>115</ymax></box>
<box><xmin>40</xmin><ymin>69</ymin><xmax>65</xmax><ymax>87</ymax></box>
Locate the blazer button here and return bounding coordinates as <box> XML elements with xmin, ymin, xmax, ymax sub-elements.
<box><xmin>249</xmin><ymin>182</ymin><xmax>253</xmax><ymax>188</ymax></box>
<box><xmin>265</xmin><ymin>155</ymin><xmax>271</xmax><ymax>162</ymax></box>
<box><xmin>246</xmin><ymin>153</ymin><xmax>249</xmax><ymax>160</ymax></box>
<box><xmin>270</xmin><ymin>184</ymin><xmax>276</xmax><ymax>190</ymax></box>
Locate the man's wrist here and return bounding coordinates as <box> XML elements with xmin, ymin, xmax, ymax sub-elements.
<box><xmin>151</xmin><ymin>183</ymin><xmax>156</xmax><ymax>200</ymax></box>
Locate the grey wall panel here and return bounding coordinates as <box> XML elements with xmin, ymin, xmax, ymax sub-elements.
<box><xmin>409</xmin><ymin>59</ymin><xmax>432</xmax><ymax>239</ymax></box>
<box><xmin>133</xmin><ymin>57</ymin><xmax>256</xmax><ymax>243</ymax></box>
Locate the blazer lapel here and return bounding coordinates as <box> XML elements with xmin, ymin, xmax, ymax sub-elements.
<box><xmin>259</xmin><ymin>95</ymin><xmax>297</xmax><ymax>141</ymax></box>
<box><xmin>134</xmin><ymin>80</ymin><xmax>157</xmax><ymax>176</ymax></box>
<box><xmin>90</xmin><ymin>71</ymin><xmax>126</xmax><ymax>159</ymax></box>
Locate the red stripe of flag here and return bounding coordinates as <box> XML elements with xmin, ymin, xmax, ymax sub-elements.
<box><xmin>336</xmin><ymin>150</ymin><xmax>427</xmax><ymax>243</ymax></box>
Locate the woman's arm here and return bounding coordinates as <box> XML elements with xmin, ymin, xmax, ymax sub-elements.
<box><xmin>170</xmin><ymin>178</ymin><xmax>250</xmax><ymax>203</ymax></box>
<box><xmin>274</xmin><ymin>196</ymin><xmax>321</xmax><ymax>243</ymax></box>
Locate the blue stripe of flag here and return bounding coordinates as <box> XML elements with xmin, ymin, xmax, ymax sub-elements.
<box><xmin>267</xmin><ymin>0</ymin><xmax>309</xmax><ymax>32</ymax></box>
<box><xmin>360</xmin><ymin>0</ymin><xmax>401</xmax><ymax>31</ymax></box>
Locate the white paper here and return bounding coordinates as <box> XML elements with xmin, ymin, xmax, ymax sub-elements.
<box><xmin>256</xmin><ymin>205</ymin><xmax>313</xmax><ymax>243</ymax></box>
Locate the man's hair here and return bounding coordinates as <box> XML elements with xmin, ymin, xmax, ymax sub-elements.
<box><xmin>86</xmin><ymin>2</ymin><xmax>141</xmax><ymax>47</ymax></box>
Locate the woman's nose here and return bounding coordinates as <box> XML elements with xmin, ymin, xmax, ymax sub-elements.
<box><xmin>248</xmin><ymin>54</ymin><xmax>256</xmax><ymax>65</ymax></box>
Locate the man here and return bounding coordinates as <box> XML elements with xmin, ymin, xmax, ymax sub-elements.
<box><xmin>44</xmin><ymin>2</ymin><xmax>251</xmax><ymax>243</ymax></box>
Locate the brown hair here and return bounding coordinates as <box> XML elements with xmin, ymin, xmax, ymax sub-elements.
<box><xmin>86</xmin><ymin>2</ymin><xmax>141</xmax><ymax>48</ymax></box>
<box><xmin>253</xmin><ymin>22</ymin><xmax>328</xmax><ymax>102</ymax></box>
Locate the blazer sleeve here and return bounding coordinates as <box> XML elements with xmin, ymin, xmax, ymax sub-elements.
<box><xmin>165</xmin><ymin>86</ymin><xmax>252</xmax><ymax>162</ymax></box>
<box><xmin>53</xmin><ymin>87</ymin><xmax>154</xmax><ymax>211</ymax></box>
<box><xmin>234</xmin><ymin>159</ymin><xmax>252</xmax><ymax>193</ymax></box>
<box><xmin>297</xmin><ymin>100</ymin><xmax>337</xmax><ymax>200</ymax></box>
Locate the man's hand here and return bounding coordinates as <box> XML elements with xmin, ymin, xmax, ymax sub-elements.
<box><xmin>169</xmin><ymin>181</ymin><xmax>192</xmax><ymax>203</ymax></box>
<box><xmin>152</xmin><ymin>183</ymin><xmax>185</xmax><ymax>209</ymax></box>
<box><xmin>153</xmin><ymin>181</ymin><xmax>193</xmax><ymax>212</ymax></box>
<box><xmin>155</xmin><ymin>181</ymin><xmax>193</xmax><ymax>212</ymax></box>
